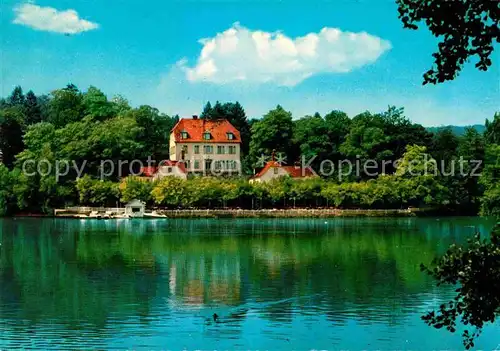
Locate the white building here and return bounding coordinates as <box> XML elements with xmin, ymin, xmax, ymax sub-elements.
<box><xmin>169</xmin><ymin>116</ymin><xmax>242</xmax><ymax>175</ymax></box>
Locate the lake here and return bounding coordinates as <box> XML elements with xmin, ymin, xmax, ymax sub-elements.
<box><xmin>0</xmin><ymin>217</ymin><xmax>498</xmax><ymax>350</ymax></box>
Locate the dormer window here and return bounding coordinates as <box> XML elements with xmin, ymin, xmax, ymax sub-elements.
<box><xmin>180</xmin><ymin>130</ymin><xmax>189</xmax><ymax>139</ymax></box>
<box><xmin>227</xmin><ymin>132</ymin><xmax>234</xmax><ymax>140</ymax></box>
<box><xmin>203</xmin><ymin>131</ymin><xmax>211</xmax><ymax>140</ymax></box>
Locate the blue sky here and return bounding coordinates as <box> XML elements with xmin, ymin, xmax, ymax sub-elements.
<box><xmin>1</xmin><ymin>0</ymin><xmax>498</xmax><ymax>126</ymax></box>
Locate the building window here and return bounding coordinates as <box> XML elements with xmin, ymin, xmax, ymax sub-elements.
<box><xmin>203</xmin><ymin>132</ymin><xmax>211</xmax><ymax>140</ymax></box>
<box><xmin>228</xmin><ymin>145</ymin><xmax>236</xmax><ymax>154</ymax></box>
<box><xmin>273</xmin><ymin>167</ymin><xmax>279</xmax><ymax>175</ymax></box>
<box><xmin>227</xmin><ymin>132</ymin><xmax>234</xmax><ymax>140</ymax></box>
<box><xmin>184</xmin><ymin>160</ymin><xmax>191</xmax><ymax>170</ymax></box>
<box><xmin>214</xmin><ymin>161</ymin><xmax>222</xmax><ymax>170</ymax></box>
<box><xmin>203</xmin><ymin>145</ymin><xmax>213</xmax><ymax>154</ymax></box>
<box><xmin>217</xmin><ymin>145</ymin><xmax>225</xmax><ymax>154</ymax></box>
<box><xmin>205</xmin><ymin>159</ymin><xmax>212</xmax><ymax>170</ymax></box>
<box><xmin>194</xmin><ymin>160</ymin><xmax>200</xmax><ymax>169</ymax></box>
<box><xmin>180</xmin><ymin>131</ymin><xmax>188</xmax><ymax>139</ymax></box>
<box><xmin>181</xmin><ymin>145</ymin><xmax>188</xmax><ymax>159</ymax></box>
<box><xmin>194</xmin><ymin>145</ymin><xmax>200</xmax><ymax>154</ymax></box>
<box><xmin>167</xmin><ymin>167</ymin><xmax>172</xmax><ymax>173</ymax></box>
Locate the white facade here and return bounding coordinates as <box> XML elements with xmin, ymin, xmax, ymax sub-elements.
<box><xmin>153</xmin><ymin>165</ymin><xmax>187</xmax><ymax>180</ymax></box>
<box><xmin>170</xmin><ymin>136</ymin><xmax>242</xmax><ymax>175</ymax></box>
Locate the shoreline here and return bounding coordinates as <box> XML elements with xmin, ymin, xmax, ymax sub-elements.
<box><xmin>37</xmin><ymin>207</ymin><xmax>464</xmax><ymax>219</ymax></box>
<box><xmin>154</xmin><ymin>208</ymin><xmax>418</xmax><ymax>218</ymax></box>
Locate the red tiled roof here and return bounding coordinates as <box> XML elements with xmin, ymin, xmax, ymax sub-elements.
<box><xmin>172</xmin><ymin>118</ymin><xmax>241</xmax><ymax>143</ymax></box>
<box><xmin>140</xmin><ymin>166</ymin><xmax>157</xmax><ymax>177</ymax></box>
<box><xmin>253</xmin><ymin>161</ymin><xmax>316</xmax><ymax>179</ymax></box>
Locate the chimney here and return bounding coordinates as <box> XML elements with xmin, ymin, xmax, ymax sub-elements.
<box><xmin>192</xmin><ymin>115</ymin><xmax>198</xmax><ymax>120</ymax></box>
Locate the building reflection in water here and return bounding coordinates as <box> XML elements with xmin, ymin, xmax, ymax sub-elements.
<box><xmin>0</xmin><ymin>217</ymin><xmax>497</xmax><ymax>337</ymax></box>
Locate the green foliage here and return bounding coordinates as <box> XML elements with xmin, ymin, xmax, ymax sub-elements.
<box><xmin>82</xmin><ymin>86</ymin><xmax>115</xmax><ymax>120</ymax></box>
<box><xmin>430</xmin><ymin>127</ymin><xmax>459</xmax><ymax>166</ymax></box>
<box><xmin>340</xmin><ymin>111</ymin><xmax>390</xmax><ymax>160</ymax></box>
<box><xmin>151</xmin><ymin>177</ymin><xmax>190</xmax><ymax>207</ymax></box>
<box><xmin>421</xmin><ymin>224</ymin><xmax>500</xmax><ymax>349</ymax></box>
<box><xmin>124</xmin><ymin>105</ymin><xmax>178</xmax><ymax>159</ymax></box>
<box><xmin>395</xmin><ymin>145</ymin><xmax>437</xmax><ymax>177</ymax></box>
<box><xmin>0</xmin><ymin>84</ymin><xmax>493</xmax><ymax>217</ymax></box>
<box><xmin>119</xmin><ymin>176</ymin><xmax>154</xmax><ymax>203</ymax></box>
<box><xmin>479</xmin><ymin>144</ymin><xmax>500</xmax><ymax>216</ymax></box>
<box><xmin>24</xmin><ymin>90</ymin><xmax>42</xmax><ymax>125</ymax></box>
<box><xmin>249</xmin><ymin>105</ymin><xmax>294</xmax><ymax>165</ymax></box>
<box><xmin>47</xmin><ymin>84</ymin><xmax>85</xmax><ymax>127</ymax></box>
<box><xmin>0</xmin><ymin>164</ymin><xmax>14</xmax><ymax>216</ymax></box>
<box><xmin>397</xmin><ymin>0</ymin><xmax>499</xmax><ymax>84</ymax></box>
<box><xmin>76</xmin><ymin>175</ymin><xmax>119</xmax><ymax>207</ymax></box>
<box><xmin>484</xmin><ymin>112</ymin><xmax>500</xmax><ymax>145</ymax></box>
<box><xmin>7</xmin><ymin>86</ymin><xmax>25</xmax><ymax>106</ymax></box>
<box><xmin>0</xmin><ymin>107</ymin><xmax>25</xmax><ymax>168</ymax></box>
<box><xmin>293</xmin><ymin>113</ymin><xmax>330</xmax><ymax>161</ymax></box>
<box><xmin>144</xmin><ymin>147</ymin><xmax>447</xmax><ymax>210</ymax></box>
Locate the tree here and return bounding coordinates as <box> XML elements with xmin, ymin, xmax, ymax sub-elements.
<box><xmin>340</xmin><ymin>112</ymin><xmax>393</xmax><ymax>168</ymax></box>
<box><xmin>249</xmin><ymin>105</ymin><xmax>294</xmax><ymax>166</ymax></box>
<box><xmin>394</xmin><ymin>145</ymin><xmax>448</xmax><ymax>207</ymax></box>
<box><xmin>454</xmin><ymin>127</ymin><xmax>486</xmax><ymax>208</ymax></box>
<box><xmin>381</xmin><ymin>106</ymin><xmax>432</xmax><ymax>162</ymax></box>
<box><xmin>485</xmin><ymin>112</ymin><xmax>500</xmax><ymax>145</ymax></box>
<box><xmin>225</xmin><ymin>102</ymin><xmax>251</xmax><ymax>155</ymax></box>
<box><xmin>151</xmin><ymin>177</ymin><xmax>189</xmax><ymax>207</ymax></box>
<box><xmin>56</xmin><ymin>115</ymin><xmax>143</xmax><ymax>177</ymax></box>
<box><xmin>324</xmin><ymin>110</ymin><xmax>351</xmax><ymax>160</ymax></box>
<box><xmin>125</xmin><ymin>105</ymin><xmax>177</xmax><ymax>159</ymax></box>
<box><xmin>479</xmin><ymin>144</ymin><xmax>500</xmax><ymax>216</ymax></box>
<box><xmin>0</xmin><ymin>164</ymin><xmax>14</xmax><ymax>216</ymax></box>
<box><xmin>420</xmin><ymin>224</ymin><xmax>500</xmax><ymax>350</ymax></box>
<box><xmin>76</xmin><ymin>175</ymin><xmax>120</xmax><ymax>206</ymax></box>
<box><xmin>47</xmin><ymin>84</ymin><xmax>84</xmax><ymax>127</ymax></box>
<box><xmin>111</xmin><ymin>95</ymin><xmax>132</xmax><ymax>114</ymax></box>
<box><xmin>293</xmin><ymin>113</ymin><xmax>331</xmax><ymax>164</ymax></box>
<box><xmin>82</xmin><ymin>86</ymin><xmax>115</xmax><ymax>120</ymax></box>
<box><xmin>24</xmin><ymin>90</ymin><xmax>42</xmax><ymax>125</ymax></box>
<box><xmin>429</xmin><ymin>127</ymin><xmax>460</xmax><ymax>167</ymax></box>
<box><xmin>7</xmin><ymin>86</ymin><xmax>25</xmax><ymax>106</ymax></box>
<box><xmin>0</xmin><ymin>108</ymin><xmax>24</xmax><ymax>168</ymax></box>
<box><xmin>397</xmin><ymin>0</ymin><xmax>499</xmax><ymax>84</ymax></box>
<box><xmin>119</xmin><ymin>176</ymin><xmax>153</xmax><ymax>203</ymax></box>
<box><xmin>200</xmin><ymin>101</ymin><xmax>212</xmax><ymax>119</ymax></box>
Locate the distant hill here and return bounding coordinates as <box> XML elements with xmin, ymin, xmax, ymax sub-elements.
<box><xmin>426</xmin><ymin>124</ymin><xmax>486</xmax><ymax>136</ymax></box>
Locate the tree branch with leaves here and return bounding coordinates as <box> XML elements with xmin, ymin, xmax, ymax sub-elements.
<box><xmin>421</xmin><ymin>224</ymin><xmax>500</xmax><ymax>349</ymax></box>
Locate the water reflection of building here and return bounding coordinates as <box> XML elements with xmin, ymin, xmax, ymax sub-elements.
<box><xmin>165</xmin><ymin>251</ymin><xmax>242</xmax><ymax>307</ymax></box>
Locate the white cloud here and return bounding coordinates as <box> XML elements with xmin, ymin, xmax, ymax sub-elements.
<box><xmin>180</xmin><ymin>23</ymin><xmax>391</xmax><ymax>87</ymax></box>
<box><xmin>13</xmin><ymin>3</ymin><xmax>99</xmax><ymax>34</ymax></box>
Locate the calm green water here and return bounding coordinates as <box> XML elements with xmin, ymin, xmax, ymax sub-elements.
<box><xmin>0</xmin><ymin>217</ymin><xmax>498</xmax><ymax>350</ymax></box>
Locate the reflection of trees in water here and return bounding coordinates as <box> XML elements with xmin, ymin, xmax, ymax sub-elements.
<box><xmin>0</xmin><ymin>219</ymin><xmax>159</xmax><ymax>335</ymax></box>
<box><xmin>0</xmin><ymin>217</ymin><xmax>496</xmax><ymax>333</ymax></box>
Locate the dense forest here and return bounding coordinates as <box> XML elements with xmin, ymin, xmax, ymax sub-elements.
<box><xmin>0</xmin><ymin>84</ymin><xmax>498</xmax><ymax>216</ymax></box>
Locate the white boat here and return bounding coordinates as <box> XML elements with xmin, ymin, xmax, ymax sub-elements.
<box><xmin>144</xmin><ymin>211</ymin><xmax>168</xmax><ymax>218</ymax></box>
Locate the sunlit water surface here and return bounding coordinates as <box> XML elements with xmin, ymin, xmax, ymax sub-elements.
<box><xmin>0</xmin><ymin>217</ymin><xmax>498</xmax><ymax>350</ymax></box>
